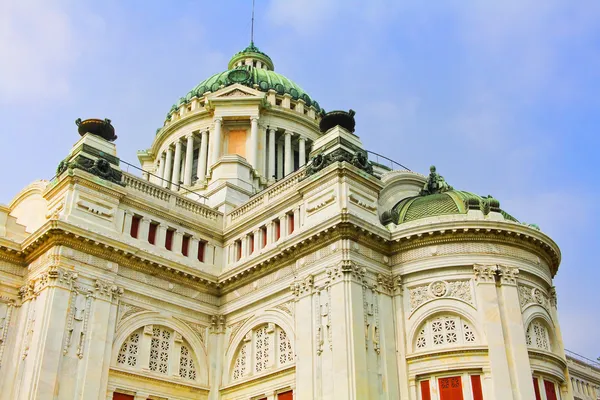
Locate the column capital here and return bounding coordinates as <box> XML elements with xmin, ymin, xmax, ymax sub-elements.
<box><xmin>473</xmin><ymin>264</ymin><xmax>497</xmax><ymax>283</ymax></box>
<box><xmin>284</xmin><ymin>130</ymin><xmax>292</xmax><ymax>137</ymax></box>
<box><xmin>497</xmin><ymin>265</ymin><xmax>519</xmax><ymax>285</ymax></box>
<box><xmin>213</xmin><ymin>116</ymin><xmax>223</xmax><ymax>123</ymax></box>
<box><xmin>250</xmin><ymin>115</ymin><xmax>259</xmax><ymax>122</ymax></box>
<box><xmin>290</xmin><ymin>274</ymin><xmax>314</xmax><ymax>298</ymax></box>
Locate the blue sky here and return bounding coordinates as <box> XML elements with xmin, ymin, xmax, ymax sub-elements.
<box><xmin>1</xmin><ymin>1</ymin><xmax>599</xmax><ymax>358</ymax></box>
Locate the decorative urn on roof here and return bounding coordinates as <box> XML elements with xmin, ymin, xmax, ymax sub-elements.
<box><xmin>319</xmin><ymin>109</ymin><xmax>356</xmax><ymax>133</ymax></box>
<box><xmin>75</xmin><ymin>118</ymin><xmax>117</xmax><ymax>142</ymax></box>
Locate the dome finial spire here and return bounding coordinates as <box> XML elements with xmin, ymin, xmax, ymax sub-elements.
<box><xmin>250</xmin><ymin>0</ymin><xmax>256</xmax><ymax>46</ymax></box>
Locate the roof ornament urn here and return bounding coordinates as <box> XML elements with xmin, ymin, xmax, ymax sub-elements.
<box><xmin>75</xmin><ymin>118</ymin><xmax>117</xmax><ymax>142</ymax></box>
<box><xmin>319</xmin><ymin>109</ymin><xmax>356</xmax><ymax>133</ymax></box>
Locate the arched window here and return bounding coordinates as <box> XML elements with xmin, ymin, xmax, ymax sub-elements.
<box><xmin>415</xmin><ymin>315</ymin><xmax>476</xmax><ymax>351</ymax></box>
<box><xmin>231</xmin><ymin>323</ymin><xmax>294</xmax><ymax>381</ymax></box>
<box><xmin>114</xmin><ymin>325</ymin><xmax>199</xmax><ymax>382</ymax></box>
<box><xmin>526</xmin><ymin>320</ymin><xmax>551</xmax><ymax>351</ymax></box>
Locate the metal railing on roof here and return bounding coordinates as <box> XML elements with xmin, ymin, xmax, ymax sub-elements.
<box><xmin>366</xmin><ymin>150</ymin><xmax>411</xmax><ymax>171</ymax></box>
<box><xmin>565</xmin><ymin>349</ymin><xmax>600</xmax><ymax>370</ymax></box>
<box><xmin>118</xmin><ymin>158</ymin><xmax>209</xmax><ymax>205</ymax></box>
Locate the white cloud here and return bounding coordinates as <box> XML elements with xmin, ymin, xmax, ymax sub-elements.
<box><xmin>0</xmin><ymin>0</ymin><xmax>78</xmax><ymax>102</ymax></box>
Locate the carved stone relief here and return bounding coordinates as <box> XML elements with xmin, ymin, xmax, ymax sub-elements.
<box><xmin>518</xmin><ymin>284</ymin><xmax>551</xmax><ymax>311</ymax></box>
<box><xmin>409</xmin><ymin>280</ymin><xmax>474</xmax><ymax>312</ymax></box>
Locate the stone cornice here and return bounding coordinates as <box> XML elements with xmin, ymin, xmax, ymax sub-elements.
<box><xmin>109</xmin><ymin>366</ymin><xmax>210</xmax><ymax>393</ymax></box>
<box><xmin>120</xmin><ymin>195</ymin><xmax>221</xmax><ymax>237</ymax></box>
<box><xmin>44</xmin><ymin>168</ymin><xmax>127</xmax><ymax>201</ymax></box>
<box><xmin>391</xmin><ymin>220</ymin><xmax>560</xmax><ymax>275</ymax></box>
<box><xmin>406</xmin><ymin>346</ymin><xmax>489</xmax><ymax>362</ymax></box>
<box><xmin>528</xmin><ymin>349</ymin><xmax>568</xmax><ymax>370</ymax></box>
<box><xmin>17</xmin><ymin>220</ymin><xmax>219</xmax><ymax>292</ymax></box>
<box><xmin>219</xmin><ymin>364</ymin><xmax>295</xmax><ymax>393</ymax></box>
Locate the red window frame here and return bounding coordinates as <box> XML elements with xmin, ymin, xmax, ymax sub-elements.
<box><xmin>277</xmin><ymin>391</ymin><xmax>293</xmax><ymax>400</ymax></box>
<box><xmin>181</xmin><ymin>235</ymin><xmax>190</xmax><ymax>256</ymax></box>
<box><xmin>544</xmin><ymin>380</ymin><xmax>558</xmax><ymax>400</ymax></box>
<box><xmin>533</xmin><ymin>377</ymin><xmax>542</xmax><ymax>400</ymax></box>
<box><xmin>165</xmin><ymin>229</ymin><xmax>174</xmax><ymax>251</ymax></box>
<box><xmin>471</xmin><ymin>375</ymin><xmax>483</xmax><ymax>400</ymax></box>
<box><xmin>275</xmin><ymin>219</ymin><xmax>281</xmax><ymax>241</ymax></box>
<box><xmin>261</xmin><ymin>226</ymin><xmax>267</xmax><ymax>248</ymax></box>
<box><xmin>420</xmin><ymin>380</ymin><xmax>431</xmax><ymax>400</ymax></box>
<box><xmin>288</xmin><ymin>213</ymin><xmax>294</xmax><ymax>234</ymax></box>
<box><xmin>113</xmin><ymin>394</ymin><xmax>134</xmax><ymax>400</ymax></box>
<box><xmin>130</xmin><ymin>215</ymin><xmax>141</xmax><ymax>238</ymax></box>
<box><xmin>197</xmin><ymin>240</ymin><xmax>205</xmax><ymax>262</ymax></box>
<box><xmin>148</xmin><ymin>222</ymin><xmax>158</xmax><ymax>244</ymax></box>
<box><xmin>249</xmin><ymin>233</ymin><xmax>254</xmax><ymax>254</ymax></box>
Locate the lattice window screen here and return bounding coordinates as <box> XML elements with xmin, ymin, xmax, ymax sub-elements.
<box><xmin>117</xmin><ymin>329</ymin><xmax>141</xmax><ymax>367</ymax></box>
<box><xmin>232</xmin><ymin>342</ymin><xmax>248</xmax><ymax>380</ymax></box>
<box><xmin>526</xmin><ymin>320</ymin><xmax>550</xmax><ymax>351</ymax></box>
<box><xmin>149</xmin><ymin>326</ymin><xmax>171</xmax><ymax>374</ymax></box>
<box><xmin>254</xmin><ymin>325</ymin><xmax>269</xmax><ymax>373</ymax></box>
<box><xmin>415</xmin><ymin>315</ymin><xmax>477</xmax><ymax>350</ymax></box>
<box><xmin>179</xmin><ymin>344</ymin><xmax>197</xmax><ymax>380</ymax></box>
<box><xmin>278</xmin><ymin>328</ymin><xmax>293</xmax><ymax>366</ymax></box>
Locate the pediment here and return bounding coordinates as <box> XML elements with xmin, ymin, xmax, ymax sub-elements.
<box><xmin>210</xmin><ymin>84</ymin><xmax>264</xmax><ymax>99</ymax></box>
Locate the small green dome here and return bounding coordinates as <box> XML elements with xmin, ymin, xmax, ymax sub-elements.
<box><xmin>385</xmin><ymin>190</ymin><xmax>518</xmax><ymax>225</ymax></box>
<box><xmin>166</xmin><ymin>43</ymin><xmax>322</xmax><ymax>120</ymax></box>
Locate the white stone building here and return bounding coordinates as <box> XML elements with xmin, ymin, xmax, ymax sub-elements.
<box><xmin>0</xmin><ymin>43</ymin><xmax>598</xmax><ymax>400</ymax></box>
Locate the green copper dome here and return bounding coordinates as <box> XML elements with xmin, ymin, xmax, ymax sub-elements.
<box><xmin>166</xmin><ymin>43</ymin><xmax>322</xmax><ymax>119</ymax></box>
<box><xmin>380</xmin><ymin>166</ymin><xmax>521</xmax><ymax>226</ymax></box>
<box><xmin>389</xmin><ymin>191</ymin><xmax>518</xmax><ymax>224</ymax></box>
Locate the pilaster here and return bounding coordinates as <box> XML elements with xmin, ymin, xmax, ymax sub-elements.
<box><xmin>473</xmin><ymin>264</ymin><xmax>515</xmax><ymax>400</ymax></box>
<box><xmin>208</xmin><ymin>315</ymin><xmax>225</xmax><ymax>400</ymax></box>
<box><xmin>497</xmin><ymin>265</ymin><xmax>536</xmax><ymax>400</ymax></box>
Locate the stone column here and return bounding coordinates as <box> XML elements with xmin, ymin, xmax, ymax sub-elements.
<box><xmin>163</xmin><ymin>146</ymin><xmax>173</xmax><ymax>188</ymax></box>
<box><xmin>291</xmin><ymin>275</ymin><xmax>315</xmax><ymax>400</ymax></box>
<box><xmin>260</xmin><ymin>126</ymin><xmax>267</xmax><ymax>176</ymax></box>
<box><xmin>278</xmin><ymin>215</ymin><xmax>287</xmax><ymax>240</ymax></box>
<box><xmin>156</xmin><ymin>152</ymin><xmax>165</xmax><ymax>185</ymax></box>
<box><xmin>391</xmin><ymin>276</ymin><xmax>410</xmax><ymax>398</ymax></box>
<box><xmin>284</xmin><ymin>131</ymin><xmax>293</xmax><ymax>175</ymax></box>
<box><xmin>299</xmin><ymin>137</ymin><xmax>306</xmax><ymax>167</ymax></box>
<box><xmin>240</xmin><ymin>235</ymin><xmax>248</xmax><ymax>259</ymax></box>
<box><xmin>268</xmin><ymin>127</ymin><xmax>276</xmax><ymax>180</ymax></box>
<box><xmin>210</xmin><ymin>117</ymin><xmax>223</xmax><ymax>169</ymax></box>
<box><xmin>122</xmin><ymin>210</ymin><xmax>133</xmax><ymax>235</ymax></box>
<box><xmin>328</xmin><ymin>262</ymin><xmax>370</xmax><ymax>399</ymax></box>
<box><xmin>183</xmin><ymin>134</ymin><xmax>195</xmax><ymax>186</ymax></box>
<box><xmin>548</xmin><ymin>286</ymin><xmax>574</xmax><ymax>399</ymax></box>
<box><xmin>197</xmin><ymin>129</ymin><xmax>209</xmax><ymax>182</ymax></box>
<box><xmin>171</xmin><ymin>138</ymin><xmax>183</xmax><ymax>190</ymax></box>
<box><xmin>208</xmin><ymin>316</ymin><xmax>225</xmax><ymax>400</ymax></box>
<box><xmin>266</xmin><ymin>222</ymin><xmax>273</xmax><ymax>246</ymax></box>
<box><xmin>473</xmin><ymin>265</ymin><xmax>515</xmax><ymax>400</ymax></box>
<box><xmin>190</xmin><ymin>237</ymin><xmax>200</xmax><ymax>261</ymax></box>
<box><xmin>497</xmin><ymin>266</ymin><xmax>537</xmax><ymax>400</ymax></box>
<box><xmin>157</xmin><ymin>224</ymin><xmax>168</xmax><ymax>250</ymax></box>
<box><xmin>139</xmin><ymin>217</ymin><xmax>151</xmax><ymax>242</ymax></box>
<box><xmin>249</xmin><ymin>116</ymin><xmax>259</xmax><ymax>170</ymax></box>
<box><xmin>277</xmin><ymin>139</ymin><xmax>284</xmax><ymax>179</ymax></box>
<box><xmin>173</xmin><ymin>231</ymin><xmax>184</xmax><ymax>255</ymax></box>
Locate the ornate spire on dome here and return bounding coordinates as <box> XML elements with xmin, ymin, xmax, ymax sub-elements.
<box><xmin>228</xmin><ymin>42</ymin><xmax>275</xmax><ymax>71</ymax></box>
